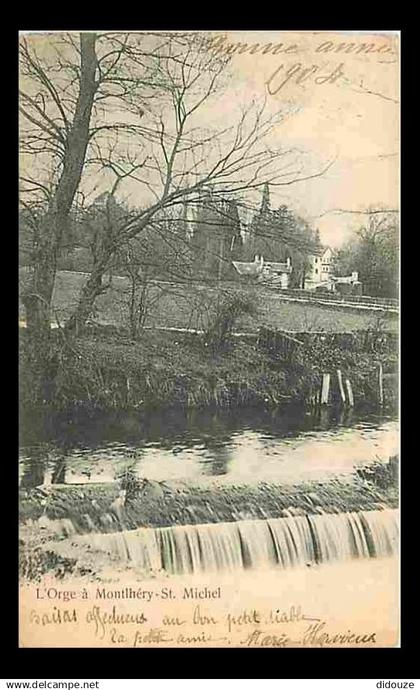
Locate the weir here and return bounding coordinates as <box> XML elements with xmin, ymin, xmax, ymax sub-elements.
<box><xmin>76</xmin><ymin>508</ymin><xmax>398</xmax><ymax>575</ymax></box>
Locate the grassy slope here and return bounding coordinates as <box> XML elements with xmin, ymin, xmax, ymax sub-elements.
<box><xmin>20</xmin><ymin>269</ymin><xmax>398</xmax><ymax>333</ymax></box>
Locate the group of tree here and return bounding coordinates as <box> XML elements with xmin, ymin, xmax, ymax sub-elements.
<box><xmin>333</xmin><ymin>210</ymin><xmax>399</xmax><ymax>298</ymax></box>
<box><xmin>20</xmin><ymin>181</ymin><xmax>319</xmax><ymax>290</ymax></box>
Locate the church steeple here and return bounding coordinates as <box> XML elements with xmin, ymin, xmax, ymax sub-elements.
<box><xmin>258</xmin><ymin>183</ymin><xmax>270</xmax><ymax>219</ymax></box>
<box><xmin>253</xmin><ymin>183</ymin><xmax>272</xmax><ymax>258</ymax></box>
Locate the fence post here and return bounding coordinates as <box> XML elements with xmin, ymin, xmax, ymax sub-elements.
<box><xmin>321</xmin><ymin>373</ymin><xmax>331</xmax><ymax>405</ymax></box>
<box><xmin>345</xmin><ymin>379</ymin><xmax>354</xmax><ymax>407</ymax></box>
<box><xmin>337</xmin><ymin>369</ymin><xmax>346</xmax><ymax>404</ymax></box>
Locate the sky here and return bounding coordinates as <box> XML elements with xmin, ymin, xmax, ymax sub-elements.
<box><xmin>206</xmin><ymin>31</ymin><xmax>400</xmax><ymax>248</ymax></box>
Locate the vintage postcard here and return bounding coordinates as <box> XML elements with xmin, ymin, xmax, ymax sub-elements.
<box><xmin>19</xmin><ymin>30</ymin><xmax>400</xmax><ymax>648</ymax></box>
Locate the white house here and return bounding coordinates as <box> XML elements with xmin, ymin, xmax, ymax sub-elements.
<box><xmin>305</xmin><ymin>247</ymin><xmax>334</xmax><ymax>290</ymax></box>
<box><xmin>260</xmin><ymin>257</ymin><xmax>292</xmax><ymax>288</ymax></box>
<box><xmin>232</xmin><ymin>255</ymin><xmax>292</xmax><ymax>288</ymax></box>
<box><xmin>333</xmin><ymin>271</ymin><xmax>359</xmax><ymax>286</ymax></box>
<box><xmin>331</xmin><ymin>271</ymin><xmax>362</xmax><ymax>294</ymax></box>
<box><xmin>305</xmin><ymin>247</ymin><xmax>362</xmax><ymax>293</ymax></box>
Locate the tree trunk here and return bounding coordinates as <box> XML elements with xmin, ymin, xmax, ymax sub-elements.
<box><xmin>67</xmin><ymin>216</ymin><xmax>151</xmax><ymax>334</ymax></box>
<box><xmin>22</xmin><ymin>33</ymin><xmax>98</xmax><ymax>401</ymax></box>
<box><xmin>129</xmin><ymin>278</ymin><xmax>137</xmax><ymax>339</ymax></box>
<box><xmin>65</xmin><ymin>257</ymin><xmax>109</xmax><ymax>336</ymax></box>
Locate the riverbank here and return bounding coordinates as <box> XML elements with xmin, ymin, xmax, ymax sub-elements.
<box><xmin>19</xmin><ymin>324</ymin><xmax>398</xmax><ymax>413</ymax></box>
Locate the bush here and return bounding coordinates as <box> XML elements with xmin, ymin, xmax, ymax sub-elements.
<box><xmin>202</xmin><ymin>292</ymin><xmax>257</xmax><ymax>354</ymax></box>
<box><xmin>19</xmin><ymin>541</ymin><xmax>81</xmax><ymax>581</ymax></box>
<box><xmin>356</xmin><ymin>456</ymin><xmax>398</xmax><ymax>490</ymax></box>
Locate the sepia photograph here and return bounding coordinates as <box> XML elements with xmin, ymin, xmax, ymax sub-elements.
<box><xmin>18</xmin><ymin>30</ymin><xmax>400</xmax><ymax>648</ymax></box>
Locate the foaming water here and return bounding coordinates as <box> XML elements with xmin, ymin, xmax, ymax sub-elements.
<box><xmin>72</xmin><ymin>508</ymin><xmax>398</xmax><ymax>575</ymax></box>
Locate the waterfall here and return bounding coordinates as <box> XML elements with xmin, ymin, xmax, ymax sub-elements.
<box><xmin>77</xmin><ymin>508</ymin><xmax>398</xmax><ymax>575</ymax></box>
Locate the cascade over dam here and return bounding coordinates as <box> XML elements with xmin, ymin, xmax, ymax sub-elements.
<box><xmin>70</xmin><ymin>508</ymin><xmax>398</xmax><ymax>575</ymax></box>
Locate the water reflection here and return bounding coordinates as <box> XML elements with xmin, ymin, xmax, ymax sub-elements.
<box><xmin>19</xmin><ymin>404</ymin><xmax>398</xmax><ymax>488</ymax></box>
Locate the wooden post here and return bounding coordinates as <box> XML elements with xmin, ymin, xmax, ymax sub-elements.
<box><xmin>337</xmin><ymin>369</ymin><xmax>346</xmax><ymax>404</ymax></box>
<box><xmin>345</xmin><ymin>379</ymin><xmax>354</xmax><ymax>407</ymax></box>
<box><xmin>321</xmin><ymin>373</ymin><xmax>330</xmax><ymax>405</ymax></box>
<box><xmin>378</xmin><ymin>362</ymin><xmax>384</xmax><ymax>406</ymax></box>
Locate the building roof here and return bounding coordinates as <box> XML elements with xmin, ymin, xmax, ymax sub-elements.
<box><xmin>310</xmin><ymin>244</ymin><xmax>334</xmax><ymax>257</ymax></box>
<box><xmin>232</xmin><ymin>261</ymin><xmax>263</xmax><ymax>276</ymax></box>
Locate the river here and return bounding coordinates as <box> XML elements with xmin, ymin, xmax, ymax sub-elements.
<box><xmin>19</xmin><ymin>404</ymin><xmax>398</xmax><ymax>489</ymax></box>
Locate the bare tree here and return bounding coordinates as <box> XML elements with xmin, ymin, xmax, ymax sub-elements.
<box><xmin>20</xmin><ymin>33</ymin><xmax>98</xmax><ymax>343</ymax></box>
<box><xmin>19</xmin><ymin>31</ymin><xmax>173</xmax><ymax>394</ymax></box>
